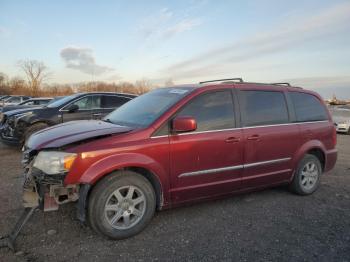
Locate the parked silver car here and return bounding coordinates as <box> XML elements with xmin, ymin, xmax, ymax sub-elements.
<box><xmin>331</xmin><ymin>107</ymin><xmax>350</xmax><ymax>134</ymax></box>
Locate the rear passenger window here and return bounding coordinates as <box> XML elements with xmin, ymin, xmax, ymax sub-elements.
<box><xmin>102</xmin><ymin>95</ymin><xmax>131</xmax><ymax>108</ymax></box>
<box><xmin>290</xmin><ymin>92</ymin><xmax>328</xmax><ymax>122</ymax></box>
<box><xmin>177</xmin><ymin>90</ymin><xmax>235</xmax><ymax>132</ymax></box>
<box><xmin>239</xmin><ymin>91</ymin><xmax>289</xmax><ymax>127</ymax></box>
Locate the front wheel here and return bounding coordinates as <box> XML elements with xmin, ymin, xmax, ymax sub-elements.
<box><xmin>88</xmin><ymin>171</ymin><xmax>156</xmax><ymax>239</ymax></box>
<box><xmin>289</xmin><ymin>154</ymin><xmax>322</xmax><ymax>195</ymax></box>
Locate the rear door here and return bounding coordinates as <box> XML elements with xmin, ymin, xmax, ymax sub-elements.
<box><xmin>238</xmin><ymin>89</ymin><xmax>300</xmax><ymax>188</ymax></box>
<box><xmin>93</xmin><ymin>95</ymin><xmax>132</xmax><ymax>120</ymax></box>
<box><xmin>62</xmin><ymin>95</ymin><xmax>101</xmax><ymax>122</ymax></box>
<box><xmin>169</xmin><ymin>89</ymin><xmax>244</xmax><ymax>203</ymax></box>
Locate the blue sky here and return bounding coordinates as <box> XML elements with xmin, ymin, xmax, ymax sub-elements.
<box><xmin>0</xmin><ymin>0</ymin><xmax>350</xmax><ymax>98</ymax></box>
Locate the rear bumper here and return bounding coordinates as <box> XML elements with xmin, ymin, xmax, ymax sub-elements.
<box><xmin>325</xmin><ymin>149</ymin><xmax>337</xmax><ymax>173</ymax></box>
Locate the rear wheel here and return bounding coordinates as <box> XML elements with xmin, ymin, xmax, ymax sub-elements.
<box><xmin>289</xmin><ymin>154</ymin><xmax>322</xmax><ymax>195</ymax></box>
<box><xmin>88</xmin><ymin>170</ymin><xmax>156</xmax><ymax>239</ymax></box>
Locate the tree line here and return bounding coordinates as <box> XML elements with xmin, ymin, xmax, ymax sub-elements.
<box><xmin>0</xmin><ymin>60</ymin><xmax>168</xmax><ymax>97</ymax></box>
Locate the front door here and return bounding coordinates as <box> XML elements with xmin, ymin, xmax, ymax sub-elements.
<box><xmin>238</xmin><ymin>89</ymin><xmax>300</xmax><ymax>188</ymax></box>
<box><xmin>169</xmin><ymin>90</ymin><xmax>244</xmax><ymax>203</ymax></box>
<box><xmin>62</xmin><ymin>95</ymin><xmax>101</xmax><ymax>122</ymax></box>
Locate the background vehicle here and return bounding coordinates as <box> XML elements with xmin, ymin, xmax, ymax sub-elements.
<box><xmin>0</xmin><ymin>96</ymin><xmax>31</xmax><ymax>107</ymax></box>
<box><xmin>21</xmin><ymin>79</ymin><xmax>337</xmax><ymax>240</ymax></box>
<box><xmin>0</xmin><ymin>95</ymin><xmax>11</xmax><ymax>102</ymax></box>
<box><xmin>0</xmin><ymin>97</ymin><xmax>53</xmax><ymax>113</ymax></box>
<box><xmin>0</xmin><ymin>92</ymin><xmax>136</xmax><ymax>145</ymax></box>
<box><xmin>331</xmin><ymin>108</ymin><xmax>350</xmax><ymax>134</ymax></box>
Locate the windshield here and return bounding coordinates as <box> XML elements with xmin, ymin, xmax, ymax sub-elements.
<box><xmin>105</xmin><ymin>87</ymin><xmax>193</xmax><ymax>127</ymax></box>
<box><xmin>46</xmin><ymin>94</ymin><xmax>80</xmax><ymax>108</ymax></box>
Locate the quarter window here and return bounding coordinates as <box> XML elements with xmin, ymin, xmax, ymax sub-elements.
<box><xmin>101</xmin><ymin>95</ymin><xmax>131</xmax><ymax>108</ymax></box>
<box><xmin>239</xmin><ymin>91</ymin><xmax>289</xmax><ymax>127</ymax></box>
<box><xmin>177</xmin><ymin>90</ymin><xmax>235</xmax><ymax>132</ymax></box>
<box><xmin>290</xmin><ymin>92</ymin><xmax>328</xmax><ymax>122</ymax></box>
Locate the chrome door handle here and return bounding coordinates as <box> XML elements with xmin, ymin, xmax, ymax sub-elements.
<box><xmin>225</xmin><ymin>137</ymin><xmax>240</xmax><ymax>143</ymax></box>
<box><xmin>247</xmin><ymin>134</ymin><xmax>260</xmax><ymax>141</ymax></box>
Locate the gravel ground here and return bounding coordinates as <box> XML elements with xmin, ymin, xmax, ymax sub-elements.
<box><xmin>0</xmin><ymin>135</ymin><xmax>349</xmax><ymax>262</ymax></box>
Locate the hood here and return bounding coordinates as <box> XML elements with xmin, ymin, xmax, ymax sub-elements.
<box><xmin>27</xmin><ymin>120</ymin><xmax>133</xmax><ymax>150</ymax></box>
<box><xmin>4</xmin><ymin>107</ymin><xmax>42</xmax><ymax>116</ymax></box>
<box><xmin>1</xmin><ymin>105</ymin><xmax>38</xmax><ymax>113</ymax></box>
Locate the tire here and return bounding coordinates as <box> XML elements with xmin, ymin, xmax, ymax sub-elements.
<box><xmin>88</xmin><ymin>170</ymin><xmax>156</xmax><ymax>239</ymax></box>
<box><xmin>24</xmin><ymin>122</ymin><xmax>48</xmax><ymax>144</ymax></box>
<box><xmin>289</xmin><ymin>154</ymin><xmax>322</xmax><ymax>195</ymax></box>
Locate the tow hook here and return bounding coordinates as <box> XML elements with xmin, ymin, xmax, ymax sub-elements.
<box><xmin>0</xmin><ymin>207</ymin><xmax>37</xmax><ymax>252</ymax></box>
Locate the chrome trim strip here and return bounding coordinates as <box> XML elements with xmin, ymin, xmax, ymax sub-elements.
<box><xmin>244</xmin><ymin>157</ymin><xmax>291</xmax><ymax>168</ymax></box>
<box><xmin>151</xmin><ymin>120</ymin><xmax>329</xmax><ymax>138</ymax></box>
<box><xmin>178</xmin><ymin>157</ymin><xmax>291</xmax><ymax>178</ymax></box>
<box><xmin>179</xmin><ymin>165</ymin><xmax>244</xmax><ymax>177</ymax></box>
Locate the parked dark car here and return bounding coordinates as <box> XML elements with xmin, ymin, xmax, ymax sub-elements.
<box><xmin>0</xmin><ymin>97</ymin><xmax>54</xmax><ymax>113</ymax></box>
<box><xmin>20</xmin><ymin>79</ymin><xmax>337</xmax><ymax>240</ymax></box>
<box><xmin>0</xmin><ymin>95</ymin><xmax>11</xmax><ymax>102</ymax></box>
<box><xmin>0</xmin><ymin>96</ymin><xmax>31</xmax><ymax>107</ymax></box>
<box><xmin>0</xmin><ymin>92</ymin><xmax>136</xmax><ymax>145</ymax></box>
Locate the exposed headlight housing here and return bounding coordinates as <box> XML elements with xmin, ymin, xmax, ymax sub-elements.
<box><xmin>33</xmin><ymin>151</ymin><xmax>77</xmax><ymax>175</ymax></box>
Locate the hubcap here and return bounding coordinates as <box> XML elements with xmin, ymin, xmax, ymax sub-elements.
<box><xmin>300</xmin><ymin>161</ymin><xmax>319</xmax><ymax>190</ymax></box>
<box><xmin>104</xmin><ymin>185</ymin><xmax>146</xmax><ymax>230</ymax></box>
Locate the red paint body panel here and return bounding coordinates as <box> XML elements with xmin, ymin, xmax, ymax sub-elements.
<box><xmin>29</xmin><ymin>83</ymin><xmax>337</xmax><ymax>209</ymax></box>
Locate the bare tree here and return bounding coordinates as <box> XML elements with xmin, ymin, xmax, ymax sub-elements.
<box><xmin>18</xmin><ymin>60</ymin><xmax>50</xmax><ymax>96</ymax></box>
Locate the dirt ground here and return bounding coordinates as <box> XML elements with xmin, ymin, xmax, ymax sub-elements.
<box><xmin>0</xmin><ymin>135</ymin><xmax>349</xmax><ymax>262</ymax></box>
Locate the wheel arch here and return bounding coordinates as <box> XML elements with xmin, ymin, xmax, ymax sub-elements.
<box><xmin>290</xmin><ymin>140</ymin><xmax>327</xmax><ymax>180</ymax></box>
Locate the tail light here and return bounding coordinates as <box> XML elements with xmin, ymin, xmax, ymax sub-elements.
<box><xmin>332</xmin><ymin>126</ymin><xmax>337</xmax><ymax>147</ymax></box>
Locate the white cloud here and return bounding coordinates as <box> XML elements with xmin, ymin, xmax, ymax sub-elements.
<box><xmin>165</xmin><ymin>2</ymin><xmax>350</xmax><ymax>79</ymax></box>
<box><xmin>139</xmin><ymin>8</ymin><xmax>202</xmax><ymax>40</ymax></box>
<box><xmin>60</xmin><ymin>46</ymin><xmax>113</xmax><ymax>76</ymax></box>
<box><xmin>162</xmin><ymin>18</ymin><xmax>202</xmax><ymax>38</ymax></box>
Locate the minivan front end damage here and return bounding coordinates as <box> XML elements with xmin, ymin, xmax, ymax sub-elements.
<box><xmin>22</xmin><ymin>149</ymin><xmax>80</xmax><ymax>212</ymax></box>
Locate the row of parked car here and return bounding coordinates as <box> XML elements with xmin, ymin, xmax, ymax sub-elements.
<box><xmin>0</xmin><ymin>92</ymin><xmax>136</xmax><ymax>146</ymax></box>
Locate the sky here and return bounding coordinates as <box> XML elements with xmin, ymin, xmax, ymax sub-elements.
<box><xmin>0</xmin><ymin>0</ymin><xmax>350</xmax><ymax>98</ymax></box>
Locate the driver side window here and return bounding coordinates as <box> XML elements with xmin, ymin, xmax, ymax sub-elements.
<box><xmin>177</xmin><ymin>90</ymin><xmax>235</xmax><ymax>132</ymax></box>
<box><xmin>70</xmin><ymin>96</ymin><xmax>101</xmax><ymax>110</ymax></box>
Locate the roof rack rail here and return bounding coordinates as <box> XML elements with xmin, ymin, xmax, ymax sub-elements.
<box><xmin>199</xmin><ymin>78</ymin><xmax>243</xmax><ymax>84</ymax></box>
<box><xmin>271</xmin><ymin>82</ymin><xmax>291</xmax><ymax>86</ymax></box>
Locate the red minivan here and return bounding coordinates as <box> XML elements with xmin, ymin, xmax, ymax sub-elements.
<box><xmin>22</xmin><ymin>79</ymin><xmax>337</xmax><ymax>239</ymax></box>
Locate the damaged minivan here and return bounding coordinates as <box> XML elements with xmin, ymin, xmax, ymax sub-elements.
<box><xmin>21</xmin><ymin>79</ymin><xmax>337</xmax><ymax>240</ymax></box>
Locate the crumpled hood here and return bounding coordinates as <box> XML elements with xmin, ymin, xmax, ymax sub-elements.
<box><xmin>4</xmin><ymin>106</ymin><xmax>42</xmax><ymax>116</ymax></box>
<box><xmin>26</xmin><ymin>120</ymin><xmax>133</xmax><ymax>150</ymax></box>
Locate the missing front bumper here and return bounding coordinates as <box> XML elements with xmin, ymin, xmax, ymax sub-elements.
<box><xmin>22</xmin><ymin>167</ymin><xmax>79</xmax><ymax>212</ymax></box>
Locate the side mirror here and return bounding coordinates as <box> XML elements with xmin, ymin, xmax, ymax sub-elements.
<box><xmin>172</xmin><ymin>116</ymin><xmax>197</xmax><ymax>133</ymax></box>
<box><xmin>67</xmin><ymin>104</ymin><xmax>79</xmax><ymax>113</ymax></box>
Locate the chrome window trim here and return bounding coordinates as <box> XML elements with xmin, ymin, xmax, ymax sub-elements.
<box><xmin>150</xmin><ymin>120</ymin><xmax>329</xmax><ymax>138</ymax></box>
<box><xmin>178</xmin><ymin>157</ymin><xmax>291</xmax><ymax>178</ymax></box>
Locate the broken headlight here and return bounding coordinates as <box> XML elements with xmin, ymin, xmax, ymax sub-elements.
<box><xmin>33</xmin><ymin>151</ymin><xmax>77</xmax><ymax>175</ymax></box>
